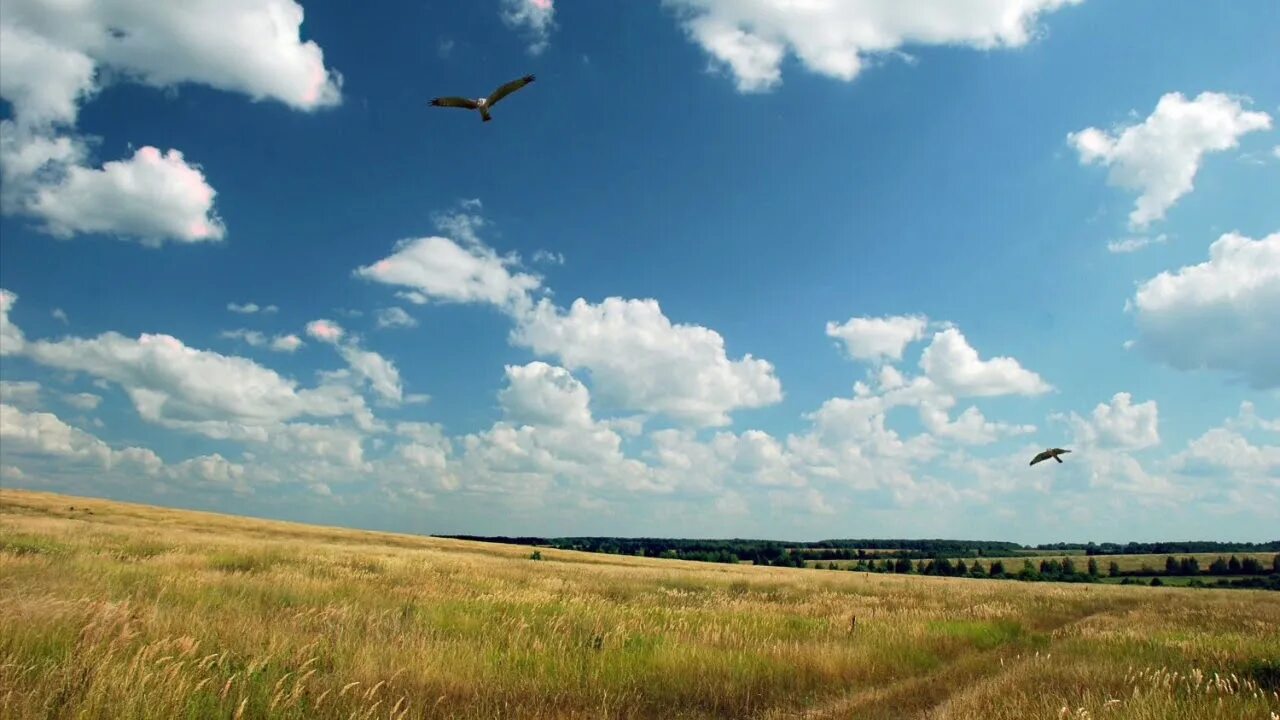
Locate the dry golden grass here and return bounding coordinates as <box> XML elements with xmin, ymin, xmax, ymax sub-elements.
<box><xmin>2</xmin><ymin>489</ymin><xmax>1277</xmax><ymax>719</ymax></box>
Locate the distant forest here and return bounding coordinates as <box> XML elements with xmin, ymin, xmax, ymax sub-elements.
<box><xmin>437</xmin><ymin>535</ymin><xmax>1280</xmax><ymax>565</ymax></box>
<box><xmin>439</xmin><ymin>534</ymin><xmax>1280</xmax><ymax>592</ymax></box>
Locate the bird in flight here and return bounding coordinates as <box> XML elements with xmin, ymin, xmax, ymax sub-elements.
<box><xmin>1029</xmin><ymin>448</ymin><xmax>1072</xmax><ymax>466</ymax></box>
<box><xmin>430</xmin><ymin>74</ymin><xmax>536</xmax><ymax>122</ymax></box>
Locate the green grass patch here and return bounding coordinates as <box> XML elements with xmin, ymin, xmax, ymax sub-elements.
<box><xmin>207</xmin><ymin>548</ymin><xmax>292</xmax><ymax>574</ymax></box>
<box><xmin>927</xmin><ymin>619</ymin><xmax>1028</xmax><ymax>651</ymax></box>
<box><xmin>0</xmin><ymin>533</ymin><xmax>71</xmax><ymax>557</ymax></box>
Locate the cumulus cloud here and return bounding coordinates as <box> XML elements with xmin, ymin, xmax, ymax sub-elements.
<box><xmin>0</xmin><ymin>380</ymin><xmax>41</xmax><ymax>407</ymax></box>
<box><xmin>1130</xmin><ymin>231</ymin><xmax>1279</xmax><ymax>388</ymax></box>
<box><xmin>26</xmin><ymin>146</ymin><xmax>225</xmax><ymax>245</ymax></box>
<box><xmin>0</xmin><ymin>0</ymin><xmax>341</xmax><ymax>243</ymax></box>
<box><xmin>1</xmin><ymin>288</ymin><xmax>26</xmax><ymax>355</ymax></box>
<box><xmin>305</xmin><ymin>319</ymin><xmax>403</xmax><ymax>404</ymax></box>
<box><xmin>0</xmin><ymin>402</ymin><xmax>161</xmax><ymax>473</ymax></box>
<box><xmin>662</xmin><ymin>0</ymin><xmax>1081</xmax><ymax>93</ymax></box>
<box><xmin>375</xmin><ymin>307</ymin><xmax>417</xmax><ymax>329</ymax></box>
<box><xmin>1058</xmin><ymin>392</ymin><xmax>1159</xmax><ymax>451</ymax></box>
<box><xmin>356</xmin><ymin>236</ymin><xmax>541</xmax><ymax>312</ymax></box>
<box><xmin>0</xmin><ymin>22</ymin><xmax>97</xmax><ymax>127</ymax></box>
<box><xmin>513</xmin><ymin>297</ymin><xmax>783</xmax><ymax>427</ymax></box>
<box><xmin>1068</xmin><ymin>92</ymin><xmax>1272</xmax><ymax>229</ymax></box>
<box><xmin>337</xmin><ymin>346</ymin><xmax>403</xmax><ymax>405</ymax></box>
<box><xmin>271</xmin><ymin>334</ymin><xmax>303</xmax><ymax>353</ymax></box>
<box><xmin>826</xmin><ymin>314</ymin><xmax>928</xmax><ymax>363</ymax></box>
<box><xmin>499</xmin><ymin>362</ymin><xmax>595</xmax><ymax>429</ymax></box>
<box><xmin>500</xmin><ymin>0</ymin><xmax>556</xmax><ymax>55</ymax></box>
<box><xmin>919</xmin><ymin>328</ymin><xmax>1052</xmax><ymax>397</ymax></box>
<box><xmin>454</xmin><ymin>362</ymin><xmax>659</xmax><ymax>496</ymax></box>
<box><xmin>62</xmin><ymin>392</ymin><xmax>102</xmax><ymax>411</ymax></box>
<box><xmin>0</xmin><ymin>401</ymin><xmax>263</xmax><ymax>494</ymax></box>
<box><xmin>0</xmin><ymin>0</ymin><xmax>341</xmax><ymax>115</ymax></box>
<box><xmin>305</xmin><ymin>319</ymin><xmax>345</xmax><ymax>344</ymax></box>
<box><xmin>5</xmin><ymin>296</ymin><xmax>371</xmax><ymax>430</ymax></box>
<box><xmin>1089</xmin><ymin>392</ymin><xmax>1159</xmax><ymax>449</ymax></box>
<box><xmin>222</xmin><ymin>329</ymin><xmax>303</xmax><ymax>353</ymax></box>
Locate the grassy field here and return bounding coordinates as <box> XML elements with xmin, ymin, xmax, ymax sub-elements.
<box><xmin>2</xmin><ymin>489</ymin><xmax>1278</xmax><ymax>720</ymax></box>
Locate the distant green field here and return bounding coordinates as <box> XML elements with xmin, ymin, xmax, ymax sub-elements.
<box><xmin>808</xmin><ymin>552</ymin><xmax>1279</xmax><ymax>577</ymax></box>
<box><xmin>979</xmin><ymin>553</ymin><xmax>1278</xmax><ymax>574</ymax></box>
<box><xmin>1098</xmin><ymin>576</ymin><xmax>1255</xmax><ymax>587</ymax></box>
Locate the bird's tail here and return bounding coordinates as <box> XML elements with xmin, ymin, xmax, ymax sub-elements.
<box><xmin>1055</xmin><ymin>456</ymin><xmax>1063</xmax><ymax>463</ymax></box>
<box><xmin>480</xmin><ymin>108</ymin><xmax>492</xmax><ymax>122</ymax></box>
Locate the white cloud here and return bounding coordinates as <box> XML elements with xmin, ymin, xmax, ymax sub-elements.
<box><xmin>0</xmin><ymin>402</ymin><xmax>161</xmax><ymax>473</ymax></box>
<box><xmin>356</xmin><ymin>236</ymin><xmax>541</xmax><ymax>312</ymax></box>
<box><xmin>0</xmin><ymin>22</ymin><xmax>97</xmax><ymax>127</ymax></box>
<box><xmin>271</xmin><ymin>334</ymin><xmax>303</xmax><ymax>353</ymax></box>
<box><xmin>1107</xmin><ymin>234</ymin><xmax>1167</xmax><ymax>254</ymax></box>
<box><xmin>1173</xmin><ymin>427</ymin><xmax>1280</xmax><ymax>480</ymax></box>
<box><xmin>1068</xmin><ymin>92</ymin><xmax>1272</xmax><ymax>229</ymax></box>
<box><xmin>51</xmin><ymin>308</ymin><xmax>68</xmax><ymax>324</ymax></box>
<box><xmin>454</xmin><ymin>363</ymin><xmax>660</xmax><ymax>496</ymax></box>
<box><xmin>336</xmin><ymin>346</ymin><xmax>403</xmax><ymax>405</ymax></box>
<box><xmin>375</xmin><ymin>307</ymin><xmax>417</xmax><ymax>329</ymax></box>
<box><xmin>228</xmin><ymin>302</ymin><xmax>278</xmax><ymax>314</ymax></box>
<box><xmin>1130</xmin><ymin>231</ymin><xmax>1280</xmax><ymax>388</ymax></box>
<box><xmin>826</xmin><ymin>314</ymin><xmax>928</xmax><ymax>363</ymax></box>
<box><xmin>513</xmin><ymin>297</ymin><xmax>783</xmax><ymax>427</ymax></box>
<box><xmin>919</xmin><ymin>328</ymin><xmax>1052</xmax><ymax>397</ymax></box>
<box><xmin>166</xmin><ymin>453</ymin><xmax>251</xmax><ymax>494</ymax></box>
<box><xmin>498</xmin><ymin>362</ymin><xmax>594</xmax><ymax>429</ymax></box>
<box><xmin>28</xmin><ymin>146</ymin><xmax>226</xmax><ymax>245</ymax></box>
<box><xmin>921</xmin><ymin>403</ymin><xmax>1035</xmax><ymax>445</ymax></box>
<box><xmin>221</xmin><ymin>329</ymin><xmax>267</xmax><ymax>347</ymax></box>
<box><xmin>306</xmin><ymin>319</ymin><xmax>345</xmax><ymax>344</ymax></box>
<box><xmin>0</xmin><ymin>0</ymin><xmax>341</xmax><ymax>114</ymax></box>
<box><xmin>500</xmin><ymin>0</ymin><xmax>556</xmax><ymax>55</ymax></box>
<box><xmin>223</xmin><ymin>328</ymin><xmax>302</xmax><ymax>353</ymax></box>
<box><xmin>532</xmin><ymin>249</ymin><xmax>565</xmax><ymax>266</ymax></box>
<box><xmin>662</xmin><ymin>0</ymin><xmax>1081</xmax><ymax>93</ymax></box>
<box><xmin>0</xmin><ymin>380</ymin><xmax>41</xmax><ymax>407</ymax></box>
<box><xmin>1234</xmin><ymin>401</ymin><xmax>1280</xmax><ymax>434</ymax></box>
<box><xmin>0</xmin><ymin>0</ymin><xmax>341</xmax><ymax>243</ymax></box>
<box><xmin>0</xmin><ymin>401</ymin><xmax>268</xmax><ymax>494</ymax></box>
<box><xmin>16</xmin><ymin>321</ymin><xmax>370</xmax><ymax>429</ymax></box>
<box><xmin>1088</xmin><ymin>392</ymin><xmax>1159</xmax><ymax>450</ymax></box>
<box><xmin>62</xmin><ymin>392</ymin><xmax>102</xmax><ymax>411</ymax></box>
<box><xmin>1</xmin><ymin>288</ymin><xmax>27</xmax><ymax>355</ymax></box>
<box><xmin>305</xmin><ymin>319</ymin><xmax>403</xmax><ymax>405</ymax></box>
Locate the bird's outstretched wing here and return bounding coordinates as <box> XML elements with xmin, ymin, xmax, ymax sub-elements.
<box><xmin>431</xmin><ymin>96</ymin><xmax>478</xmax><ymax>109</ymax></box>
<box><xmin>1029</xmin><ymin>450</ymin><xmax>1053</xmax><ymax>466</ymax></box>
<box><xmin>487</xmin><ymin>74</ymin><xmax>535</xmax><ymax>107</ymax></box>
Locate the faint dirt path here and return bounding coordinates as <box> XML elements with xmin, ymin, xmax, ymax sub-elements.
<box><xmin>764</xmin><ymin>602</ymin><xmax>1124</xmax><ymax>720</ymax></box>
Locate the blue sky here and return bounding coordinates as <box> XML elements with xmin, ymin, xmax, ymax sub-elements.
<box><xmin>1</xmin><ymin>0</ymin><xmax>1277</xmax><ymax>543</ymax></box>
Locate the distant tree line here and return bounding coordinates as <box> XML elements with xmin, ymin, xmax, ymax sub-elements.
<box><xmin>437</xmin><ymin>535</ymin><xmax>1280</xmax><ymax>591</ymax></box>
<box><xmin>1034</xmin><ymin>541</ymin><xmax>1280</xmax><ymax>555</ymax></box>
<box><xmin>436</xmin><ymin>536</ymin><xmax>1025</xmax><ymax>563</ymax></box>
<box><xmin>822</xmin><ymin>554</ymin><xmax>1280</xmax><ymax>591</ymax></box>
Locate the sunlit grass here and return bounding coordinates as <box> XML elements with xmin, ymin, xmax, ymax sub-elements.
<box><xmin>2</xmin><ymin>489</ymin><xmax>1277</xmax><ymax>719</ymax></box>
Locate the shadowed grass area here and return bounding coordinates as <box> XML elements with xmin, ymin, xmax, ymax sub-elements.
<box><xmin>1</xmin><ymin>489</ymin><xmax>1277</xmax><ymax>719</ymax></box>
